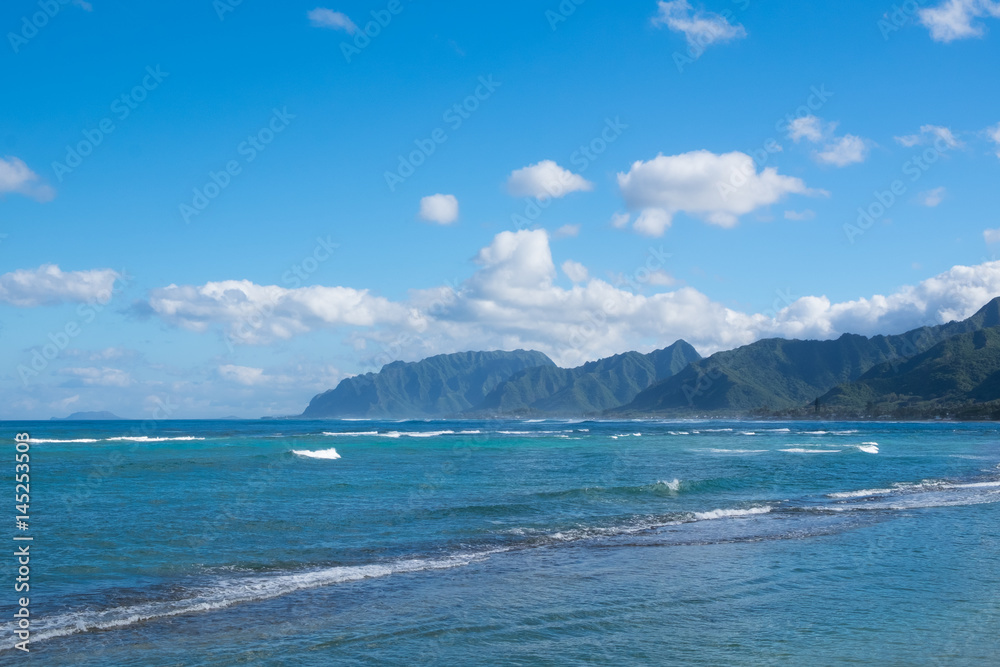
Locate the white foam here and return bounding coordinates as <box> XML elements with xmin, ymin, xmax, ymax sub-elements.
<box><xmin>827</xmin><ymin>487</ymin><xmax>897</xmax><ymax>499</ymax></box>
<box><xmin>802</xmin><ymin>431</ymin><xmax>829</xmax><ymax>435</ymax></box>
<box><xmin>703</xmin><ymin>428</ymin><xmax>733</xmax><ymax>432</ymax></box>
<box><xmin>292</xmin><ymin>448</ymin><xmax>341</xmax><ymax>460</ymax></box>
<box><xmin>322</xmin><ymin>431</ymin><xmax>378</xmax><ymax>437</ymax></box>
<box><xmin>780</xmin><ymin>448</ymin><xmax>841</xmax><ymax>453</ymax></box>
<box><xmin>27</xmin><ymin>438</ymin><xmax>99</xmax><ymax>443</ymax></box>
<box><xmin>740</xmin><ymin>432</ymin><xmax>756</xmax><ymax>436</ymax></box>
<box><xmin>657</xmin><ymin>479</ymin><xmax>682</xmax><ymax>492</ymax></box>
<box><xmin>692</xmin><ymin>506</ymin><xmax>772</xmax><ymax>521</ymax></box>
<box><xmin>105</xmin><ymin>436</ymin><xmax>206</xmax><ymax>442</ymax></box>
<box><xmin>855</xmin><ymin>443</ymin><xmax>879</xmax><ymax>454</ymax></box>
<box><xmin>381</xmin><ymin>430</ymin><xmax>455</xmax><ymax>438</ymax></box>
<box><xmin>766</xmin><ymin>428</ymin><xmax>791</xmax><ymax>432</ymax></box>
<box><xmin>704</xmin><ymin>448</ymin><xmax>768</xmax><ymax>454</ymax></box>
<box><xmin>9</xmin><ymin>554</ymin><xmax>483</xmax><ymax>647</ymax></box>
<box><xmin>668</xmin><ymin>431</ymin><xmax>689</xmax><ymax>435</ymax></box>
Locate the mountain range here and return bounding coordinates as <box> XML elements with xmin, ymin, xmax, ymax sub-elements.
<box><xmin>300</xmin><ymin>297</ymin><xmax>1000</xmax><ymax>420</ymax></box>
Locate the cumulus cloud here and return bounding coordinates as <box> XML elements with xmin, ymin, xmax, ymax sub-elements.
<box><xmin>610</xmin><ymin>212</ymin><xmax>631</xmax><ymax>229</ymax></box>
<box><xmin>617</xmin><ymin>150</ymin><xmax>817</xmax><ymax>234</ymax></box>
<box><xmin>895</xmin><ymin>125</ymin><xmax>964</xmax><ymax>149</ymax></box>
<box><xmin>919</xmin><ymin>0</ymin><xmax>1000</xmax><ymax>42</ymax></box>
<box><xmin>561</xmin><ymin>260</ymin><xmax>589</xmax><ymax>283</ymax></box>
<box><xmin>985</xmin><ymin>228</ymin><xmax>1000</xmax><ymax>244</ymax></box>
<box><xmin>652</xmin><ymin>0</ymin><xmax>747</xmax><ymax>47</ymax></box>
<box><xmin>920</xmin><ymin>187</ymin><xmax>947</xmax><ymax>207</ymax></box>
<box><xmin>419</xmin><ymin>194</ymin><xmax>459</xmax><ymax>225</ymax></box>
<box><xmin>146</xmin><ymin>280</ymin><xmax>416</xmax><ymax>345</ymax></box>
<box><xmin>787</xmin><ymin>116</ymin><xmax>869</xmax><ymax>166</ymax></box>
<box><xmin>307</xmin><ymin>8</ymin><xmax>357</xmax><ymax>33</ymax></box>
<box><xmin>0</xmin><ymin>156</ymin><xmax>55</xmax><ymax>202</ymax></box>
<box><xmin>784</xmin><ymin>209</ymin><xmax>816</xmax><ymax>221</ymax></box>
<box><xmin>553</xmin><ymin>224</ymin><xmax>580</xmax><ymax>239</ymax></box>
<box><xmin>815</xmin><ymin>135</ymin><xmax>869</xmax><ymax>167</ymax></box>
<box><xmin>142</xmin><ymin>229</ymin><xmax>1000</xmax><ymax>370</ymax></box>
<box><xmin>218</xmin><ymin>364</ymin><xmax>265</xmax><ymax>386</ymax></box>
<box><xmin>59</xmin><ymin>367</ymin><xmax>131</xmax><ymax>387</ymax></box>
<box><xmin>507</xmin><ymin>160</ymin><xmax>593</xmax><ymax>199</ymax></box>
<box><xmin>788</xmin><ymin>116</ymin><xmax>827</xmax><ymax>143</ymax></box>
<box><xmin>987</xmin><ymin>122</ymin><xmax>1000</xmax><ymax>157</ymax></box>
<box><xmin>0</xmin><ymin>265</ymin><xmax>120</xmax><ymax>307</ymax></box>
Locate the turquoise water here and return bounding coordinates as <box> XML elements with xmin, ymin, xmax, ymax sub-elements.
<box><xmin>2</xmin><ymin>420</ymin><xmax>998</xmax><ymax>665</ymax></box>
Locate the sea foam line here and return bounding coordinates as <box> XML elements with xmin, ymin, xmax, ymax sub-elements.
<box><xmin>3</xmin><ymin>553</ymin><xmax>488</xmax><ymax>649</ymax></box>
<box><xmin>292</xmin><ymin>448</ymin><xmax>341</xmax><ymax>460</ymax></box>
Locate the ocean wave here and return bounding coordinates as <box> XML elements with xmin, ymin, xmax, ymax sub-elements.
<box><xmin>656</xmin><ymin>479</ymin><xmax>682</xmax><ymax>493</ymax></box>
<box><xmin>105</xmin><ymin>436</ymin><xmax>206</xmax><ymax>442</ymax></box>
<box><xmin>701</xmin><ymin>448</ymin><xmax>769</xmax><ymax>454</ymax></box>
<box><xmin>780</xmin><ymin>448</ymin><xmax>841</xmax><ymax>453</ymax></box>
<box><xmin>26</xmin><ymin>438</ymin><xmax>99</xmax><ymax>443</ymax></box>
<box><xmin>691</xmin><ymin>506</ymin><xmax>773</xmax><ymax>521</ymax></box>
<box><xmin>855</xmin><ymin>442</ymin><xmax>879</xmax><ymax>454</ymax></box>
<box><xmin>7</xmin><ymin>554</ymin><xmax>484</xmax><ymax>648</ymax></box>
<box><xmin>292</xmin><ymin>448</ymin><xmax>341</xmax><ymax>460</ymax></box>
<box><xmin>322</xmin><ymin>431</ymin><xmax>379</xmax><ymax>437</ymax></box>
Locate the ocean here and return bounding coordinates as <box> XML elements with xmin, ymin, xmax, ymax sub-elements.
<box><xmin>2</xmin><ymin>419</ymin><xmax>998</xmax><ymax>665</ymax></box>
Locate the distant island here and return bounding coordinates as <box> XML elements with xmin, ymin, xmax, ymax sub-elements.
<box><xmin>51</xmin><ymin>411</ymin><xmax>124</xmax><ymax>421</ymax></box>
<box><xmin>299</xmin><ymin>297</ymin><xmax>1000</xmax><ymax>421</ymax></box>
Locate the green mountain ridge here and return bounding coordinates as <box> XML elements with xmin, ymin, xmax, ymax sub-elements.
<box><xmin>613</xmin><ymin>297</ymin><xmax>1000</xmax><ymax>416</ymax></box>
<box><xmin>299</xmin><ymin>298</ymin><xmax>1000</xmax><ymax>420</ymax></box>
<box><xmin>816</xmin><ymin>325</ymin><xmax>1000</xmax><ymax>419</ymax></box>
<box><xmin>467</xmin><ymin>341</ymin><xmax>701</xmax><ymax>417</ymax></box>
<box><xmin>301</xmin><ymin>350</ymin><xmax>555</xmax><ymax>418</ymax></box>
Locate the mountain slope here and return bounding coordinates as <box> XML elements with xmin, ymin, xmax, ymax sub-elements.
<box><xmin>817</xmin><ymin>326</ymin><xmax>1000</xmax><ymax>418</ymax></box>
<box><xmin>615</xmin><ymin>297</ymin><xmax>1000</xmax><ymax>415</ymax></box>
<box><xmin>468</xmin><ymin>341</ymin><xmax>701</xmax><ymax>416</ymax></box>
<box><xmin>301</xmin><ymin>350</ymin><xmax>555</xmax><ymax>418</ymax></box>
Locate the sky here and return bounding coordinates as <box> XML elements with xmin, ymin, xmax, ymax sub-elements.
<box><xmin>2</xmin><ymin>0</ymin><xmax>1000</xmax><ymax>419</ymax></box>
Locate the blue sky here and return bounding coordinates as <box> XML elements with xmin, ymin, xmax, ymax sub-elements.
<box><xmin>2</xmin><ymin>0</ymin><xmax>1000</xmax><ymax>418</ymax></box>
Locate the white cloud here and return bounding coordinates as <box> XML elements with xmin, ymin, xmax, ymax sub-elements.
<box><xmin>307</xmin><ymin>8</ymin><xmax>357</xmax><ymax>33</ymax></box>
<box><xmin>646</xmin><ymin>270</ymin><xmax>677</xmax><ymax>286</ymax></box>
<box><xmin>987</xmin><ymin>122</ymin><xmax>1000</xmax><ymax>157</ymax></box>
<box><xmin>553</xmin><ymin>224</ymin><xmax>580</xmax><ymax>239</ymax></box>
<box><xmin>219</xmin><ymin>364</ymin><xmax>265</xmax><ymax>386</ymax></box>
<box><xmin>610</xmin><ymin>212</ymin><xmax>631</xmax><ymax>229</ymax></box>
<box><xmin>419</xmin><ymin>194</ymin><xmax>459</xmax><ymax>225</ymax></box>
<box><xmin>144</xmin><ymin>230</ymin><xmax>1000</xmax><ymax>369</ymax></box>
<box><xmin>784</xmin><ymin>209</ymin><xmax>816</xmax><ymax>221</ymax></box>
<box><xmin>0</xmin><ymin>156</ymin><xmax>55</xmax><ymax>202</ymax></box>
<box><xmin>634</xmin><ymin>208</ymin><xmax>673</xmax><ymax>237</ymax></box>
<box><xmin>787</xmin><ymin>117</ymin><xmax>870</xmax><ymax>167</ymax></box>
<box><xmin>561</xmin><ymin>260</ymin><xmax>589</xmax><ymax>283</ymax></box>
<box><xmin>0</xmin><ymin>265</ymin><xmax>120</xmax><ymax>307</ymax></box>
<box><xmin>920</xmin><ymin>187</ymin><xmax>947</xmax><ymax>207</ymax></box>
<box><xmin>617</xmin><ymin>150</ymin><xmax>817</xmax><ymax>233</ymax></box>
<box><xmin>985</xmin><ymin>228</ymin><xmax>1000</xmax><ymax>243</ymax></box>
<box><xmin>652</xmin><ymin>0</ymin><xmax>747</xmax><ymax>47</ymax></box>
<box><xmin>919</xmin><ymin>0</ymin><xmax>1000</xmax><ymax>42</ymax></box>
<box><xmin>895</xmin><ymin>125</ymin><xmax>964</xmax><ymax>149</ymax></box>
<box><xmin>147</xmin><ymin>280</ymin><xmax>416</xmax><ymax>344</ymax></box>
<box><xmin>507</xmin><ymin>160</ymin><xmax>594</xmax><ymax>199</ymax></box>
<box><xmin>59</xmin><ymin>367</ymin><xmax>131</xmax><ymax>387</ymax></box>
<box><xmin>788</xmin><ymin>116</ymin><xmax>826</xmax><ymax>143</ymax></box>
<box><xmin>815</xmin><ymin>135</ymin><xmax>869</xmax><ymax>167</ymax></box>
